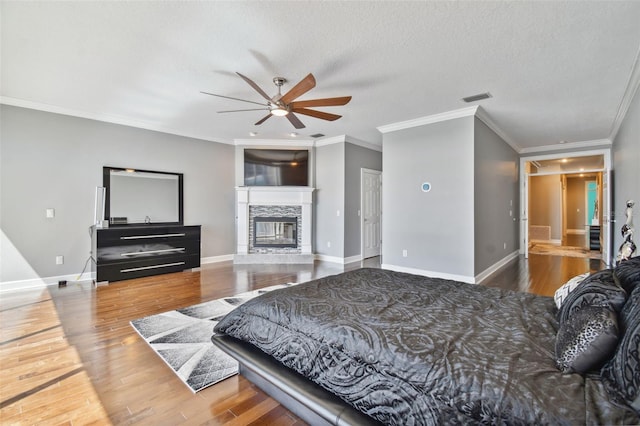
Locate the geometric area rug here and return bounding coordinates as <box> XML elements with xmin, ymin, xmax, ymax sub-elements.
<box><xmin>130</xmin><ymin>282</ymin><xmax>298</xmax><ymax>393</ymax></box>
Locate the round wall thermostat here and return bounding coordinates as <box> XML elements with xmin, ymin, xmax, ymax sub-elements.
<box><xmin>421</xmin><ymin>182</ymin><xmax>432</xmax><ymax>192</ymax></box>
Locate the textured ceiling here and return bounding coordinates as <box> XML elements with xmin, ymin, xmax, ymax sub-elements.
<box><xmin>2</xmin><ymin>1</ymin><xmax>640</xmax><ymax>151</ymax></box>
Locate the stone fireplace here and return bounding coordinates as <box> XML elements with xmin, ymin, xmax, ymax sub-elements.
<box><xmin>235</xmin><ymin>186</ymin><xmax>314</xmax><ymax>264</ymax></box>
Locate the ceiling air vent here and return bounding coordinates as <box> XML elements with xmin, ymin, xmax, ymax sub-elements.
<box><xmin>310</xmin><ymin>133</ymin><xmax>325</xmax><ymax>138</ymax></box>
<box><xmin>461</xmin><ymin>92</ymin><xmax>492</xmax><ymax>103</ymax></box>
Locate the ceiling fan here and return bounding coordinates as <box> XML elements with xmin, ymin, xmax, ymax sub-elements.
<box><xmin>201</xmin><ymin>72</ymin><xmax>351</xmax><ymax>129</ymax></box>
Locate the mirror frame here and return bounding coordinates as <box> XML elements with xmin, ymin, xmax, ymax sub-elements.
<box><xmin>103</xmin><ymin>166</ymin><xmax>184</xmax><ymax>226</ymax></box>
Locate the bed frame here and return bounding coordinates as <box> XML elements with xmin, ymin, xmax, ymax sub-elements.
<box><xmin>212</xmin><ymin>334</ymin><xmax>381</xmax><ymax>426</ymax></box>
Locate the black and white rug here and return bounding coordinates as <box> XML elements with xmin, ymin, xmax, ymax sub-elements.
<box><xmin>130</xmin><ymin>282</ymin><xmax>298</xmax><ymax>393</ymax></box>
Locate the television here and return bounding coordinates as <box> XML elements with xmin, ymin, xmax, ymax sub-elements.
<box><xmin>244</xmin><ymin>149</ymin><xmax>309</xmax><ymax>186</ymax></box>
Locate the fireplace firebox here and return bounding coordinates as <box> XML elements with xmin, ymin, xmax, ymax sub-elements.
<box><xmin>253</xmin><ymin>217</ymin><xmax>298</xmax><ymax>248</ymax></box>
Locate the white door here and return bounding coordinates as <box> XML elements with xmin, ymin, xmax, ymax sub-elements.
<box><xmin>602</xmin><ymin>169</ymin><xmax>611</xmax><ymax>265</ymax></box>
<box><xmin>522</xmin><ymin>172</ymin><xmax>529</xmax><ymax>258</ymax></box>
<box><xmin>361</xmin><ymin>169</ymin><xmax>382</xmax><ymax>259</ymax></box>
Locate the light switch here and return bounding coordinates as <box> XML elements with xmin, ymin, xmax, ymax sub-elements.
<box><xmin>46</xmin><ymin>208</ymin><xmax>55</xmax><ymax>218</ymax></box>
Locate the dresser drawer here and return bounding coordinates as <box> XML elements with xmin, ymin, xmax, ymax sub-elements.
<box><xmin>96</xmin><ymin>225</ymin><xmax>200</xmax><ymax>245</ymax></box>
<box><xmin>96</xmin><ymin>239</ymin><xmax>200</xmax><ymax>263</ymax></box>
<box><xmin>96</xmin><ymin>254</ymin><xmax>200</xmax><ymax>282</ymax></box>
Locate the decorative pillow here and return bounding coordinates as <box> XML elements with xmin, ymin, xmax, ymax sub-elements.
<box><xmin>601</xmin><ymin>287</ymin><xmax>640</xmax><ymax>413</ymax></box>
<box><xmin>557</xmin><ymin>269</ymin><xmax>627</xmax><ymax>323</ymax></box>
<box><xmin>614</xmin><ymin>256</ymin><xmax>640</xmax><ymax>294</ymax></box>
<box><xmin>555</xmin><ymin>305</ymin><xmax>619</xmax><ymax>374</ymax></box>
<box><xmin>554</xmin><ymin>272</ymin><xmax>590</xmax><ymax>309</ymax></box>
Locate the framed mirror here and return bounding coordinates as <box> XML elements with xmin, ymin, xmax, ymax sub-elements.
<box><xmin>103</xmin><ymin>166</ymin><xmax>183</xmax><ymax>226</ymax></box>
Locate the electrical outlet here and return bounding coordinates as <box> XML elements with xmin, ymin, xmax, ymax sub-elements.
<box><xmin>327</xmin><ymin>241</ymin><xmax>331</xmax><ymax>248</ymax></box>
<box><xmin>336</xmin><ymin>210</ymin><xmax>340</xmax><ymax>217</ymax></box>
<box><xmin>56</xmin><ymin>255</ymin><xmax>64</xmax><ymax>265</ymax></box>
<box><xmin>402</xmin><ymin>249</ymin><xmax>408</xmax><ymax>257</ymax></box>
<box><xmin>503</xmin><ymin>242</ymin><xmax>507</xmax><ymax>250</ymax></box>
<box><xmin>46</xmin><ymin>208</ymin><xmax>55</xmax><ymax>218</ymax></box>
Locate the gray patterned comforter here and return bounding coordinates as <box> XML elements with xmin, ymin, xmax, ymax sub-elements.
<box><xmin>214</xmin><ymin>268</ymin><xmax>638</xmax><ymax>425</ymax></box>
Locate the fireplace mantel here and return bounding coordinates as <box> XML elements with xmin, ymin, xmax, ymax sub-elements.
<box><xmin>235</xmin><ymin>186</ymin><xmax>314</xmax><ymax>264</ymax></box>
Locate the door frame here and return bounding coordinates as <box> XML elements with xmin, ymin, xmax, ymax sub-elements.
<box><xmin>360</xmin><ymin>168</ymin><xmax>382</xmax><ymax>261</ymax></box>
<box><xmin>520</xmin><ymin>148</ymin><xmax>612</xmax><ymax>263</ymax></box>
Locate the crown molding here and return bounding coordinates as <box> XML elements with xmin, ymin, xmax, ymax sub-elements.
<box><xmin>474</xmin><ymin>106</ymin><xmax>521</xmax><ymax>153</ymax></box>
<box><xmin>344</xmin><ymin>135</ymin><xmax>382</xmax><ymax>152</ymax></box>
<box><xmin>313</xmin><ymin>135</ymin><xmax>382</xmax><ymax>152</ymax></box>
<box><xmin>234</xmin><ymin>138</ymin><xmax>314</xmax><ymax>147</ymax></box>
<box><xmin>0</xmin><ymin>96</ymin><xmax>234</xmax><ymax>145</ymax></box>
<box><xmin>609</xmin><ymin>44</ymin><xmax>640</xmax><ymax>141</ymax></box>
<box><xmin>519</xmin><ymin>138</ymin><xmax>612</xmax><ymax>155</ymax></box>
<box><xmin>314</xmin><ymin>135</ymin><xmax>345</xmax><ymax>147</ymax></box>
<box><xmin>376</xmin><ymin>106</ymin><xmax>479</xmax><ymax>134</ymax></box>
<box><xmin>376</xmin><ymin>105</ymin><xmax>520</xmax><ymax>153</ymax></box>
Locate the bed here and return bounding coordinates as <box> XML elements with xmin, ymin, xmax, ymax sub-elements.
<box><xmin>212</xmin><ymin>262</ymin><xmax>640</xmax><ymax>425</ymax></box>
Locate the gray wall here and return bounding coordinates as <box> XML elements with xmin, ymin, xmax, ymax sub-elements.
<box><xmin>314</xmin><ymin>142</ymin><xmax>345</xmax><ymax>257</ymax></box>
<box><xmin>382</xmin><ymin>117</ymin><xmax>475</xmax><ymax>278</ymax></box>
<box><xmin>529</xmin><ymin>175</ymin><xmax>562</xmax><ymax>240</ymax></box>
<box><xmin>613</xmin><ymin>84</ymin><xmax>640</xmax><ymax>256</ymax></box>
<box><xmin>473</xmin><ymin>118</ymin><xmax>519</xmax><ymax>275</ymax></box>
<box><xmin>344</xmin><ymin>142</ymin><xmax>382</xmax><ymax>258</ymax></box>
<box><xmin>0</xmin><ymin>105</ymin><xmax>236</xmax><ymax>285</ymax></box>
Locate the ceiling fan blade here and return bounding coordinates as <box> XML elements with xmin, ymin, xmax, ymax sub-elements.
<box><xmin>200</xmin><ymin>91</ymin><xmax>268</xmax><ymax>107</ymax></box>
<box><xmin>217</xmin><ymin>108</ymin><xmax>270</xmax><ymax>113</ymax></box>
<box><xmin>291</xmin><ymin>108</ymin><xmax>341</xmax><ymax>121</ymax></box>
<box><xmin>280</xmin><ymin>73</ymin><xmax>316</xmax><ymax>104</ymax></box>
<box><xmin>236</xmin><ymin>72</ymin><xmax>272</xmax><ymax>101</ymax></box>
<box><xmin>255</xmin><ymin>114</ymin><xmax>272</xmax><ymax>126</ymax></box>
<box><xmin>289</xmin><ymin>96</ymin><xmax>352</xmax><ymax>109</ymax></box>
<box><xmin>286</xmin><ymin>112</ymin><xmax>306</xmax><ymax>129</ymax></box>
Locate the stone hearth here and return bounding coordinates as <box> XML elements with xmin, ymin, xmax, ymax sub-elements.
<box><xmin>234</xmin><ymin>187</ymin><xmax>314</xmax><ymax>264</ymax></box>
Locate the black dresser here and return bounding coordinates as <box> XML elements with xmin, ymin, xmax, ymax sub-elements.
<box><xmin>92</xmin><ymin>225</ymin><xmax>201</xmax><ymax>283</ymax></box>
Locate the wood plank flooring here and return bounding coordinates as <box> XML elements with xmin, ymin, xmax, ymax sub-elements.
<box><xmin>0</xmin><ymin>255</ymin><xmax>604</xmax><ymax>425</ymax></box>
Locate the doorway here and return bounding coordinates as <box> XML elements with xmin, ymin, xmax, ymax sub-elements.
<box><xmin>361</xmin><ymin>168</ymin><xmax>382</xmax><ymax>260</ymax></box>
<box><xmin>520</xmin><ymin>150</ymin><xmax>611</xmax><ymax>264</ymax></box>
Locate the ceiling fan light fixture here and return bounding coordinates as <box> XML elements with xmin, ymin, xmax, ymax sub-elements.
<box><xmin>270</xmin><ymin>107</ymin><xmax>289</xmax><ymax>116</ymax></box>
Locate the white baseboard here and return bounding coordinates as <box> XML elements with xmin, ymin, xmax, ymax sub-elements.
<box><xmin>1</xmin><ymin>255</ymin><xmax>235</xmax><ymax>293</ymax></box>
<box><xmin>530</xmin><ymin>239</ymin><xmax>562</xmax><ymax>246</ymax></box>
<box><xmin>474</xmin><ymin>251</ymin><xmax>520</xmax><ymax>284</ymax></box>
<box><xmin>0</xmin><ymin>272</ymin><xmax>94</xmax><ymax>293</ymax></box>
<box><xmin>201</xmin><ymin>254</ymin><xmax>234</xmax><ymax>264</ymax></box>
<box><xmin>381</xmin><ymin>264</ymin><xmax>475</xmax><ymax>284</ymax></box>
<box><xmin>315</xmin><ymin>254</ymin><xmax>362</xmax><ymax>265</ymax></box>
<box><xmin>382</xmin><ymin>251</ymin><xmax>520</xmax><ymax>285</ymax></box>
<box><xmin>566</xmin><ymin>229</ymin><xmax>586</xmax><ymax>235</ymax></box>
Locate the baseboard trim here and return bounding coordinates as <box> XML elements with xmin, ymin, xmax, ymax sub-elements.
<box><xmin>530</xmin><ymin>239</ymin><xmax>562</xmax><ymax>246</ymax></box>
<box><xmin>1</xmin><ymin>255</ymin><xmax>234</xmax><ymax>293</ymax></box>
<box><xmin>474</xmin><ymin>251</ymin><xmax>520</xmax><ymax>284</ymax></box>
<box><xmin>201</xmin><ymin>254</ymin><xmax>235</xmax><ymax>264</ymax></box>
<box><xmin>381</xmin><ymin>264</ymin><xmax>475</xmax><ymax>284</ymax></box>
<box><xmin>0</xmin><ymin>272</ymin><xmax>94</xmax><ymax>293</ymax></box>
<box><xmin>315</xmin><ymin>254</ymin><xmax>362</xmax><ymax>265</ymax></box>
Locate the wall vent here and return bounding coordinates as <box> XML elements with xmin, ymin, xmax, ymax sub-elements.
<box><xmin>310</xmin><ymin>133</ymin><xmax>325</xmax><ymax>138</ymax></box>
<box><xmin>462</xmin><ymin>92</ymin><xmax>492</xmax><ymax>103</ymax></box>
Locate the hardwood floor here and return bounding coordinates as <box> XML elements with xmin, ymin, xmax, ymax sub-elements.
<box><xmin>0</xmin><ymin>255</ymin><xmax>603</xmax><ymax>425</ymax></box>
